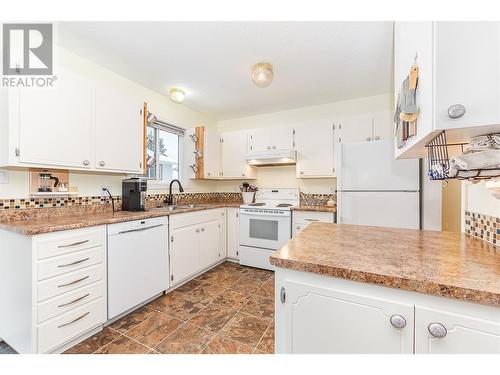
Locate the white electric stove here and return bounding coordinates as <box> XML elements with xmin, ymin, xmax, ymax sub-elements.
<box><xmin>239</xmin><ymin>188</ymin><xmax>299</xmax><ymax>270</ymax></box>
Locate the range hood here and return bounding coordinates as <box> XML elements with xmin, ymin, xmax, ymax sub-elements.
<box><xmin>246</xmin><ymin>150</ymin><xmax>297</xmax><ymax>167</ymax></box>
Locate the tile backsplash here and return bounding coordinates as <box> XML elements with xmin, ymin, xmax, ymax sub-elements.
<box><xmin>465</xmin><ymin>211</ymin><xmax>499</xmax><ymax>246</ymax></box>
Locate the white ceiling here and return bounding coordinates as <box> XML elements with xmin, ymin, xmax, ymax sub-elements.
<box><xmin>56</xmin><ymin>22</ymin><xmax>393</xmax><ymax>120</ymax></box>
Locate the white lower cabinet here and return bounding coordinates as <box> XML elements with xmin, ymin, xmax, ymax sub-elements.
<box><xmin>169</xmin><ymin>209</ymin><xmax>224</xmax><ymax>286</ymax></box>
<box><xmin>226</xmin><ymin>208</ymin><xmax>240</xmax><ymax>259</ymax></box>
<box><xmin>292</xmin><ymin>211</ymin><xmax>335</xmax><ymax>236</ymax></box>
<box><xmin>276</xmin><ymin>268</ymin><xmax>500</xmax><ymax>354</ymax></box>
<box><xmin>415</xmin><ymin>306</ymin><xmax>500</xmax><ymax>354</ymax></box>
<box><xmin>280</xmin><ymin>279</ymin><xmax>414</xmax><ymax>353</ymax></box>
<box><xmin>0</xmin><ymin>226</ymin><xmax>107</xmax><ymax>353</ymax></box>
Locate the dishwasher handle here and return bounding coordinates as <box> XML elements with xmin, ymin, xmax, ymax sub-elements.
<box><xmin>117</xmin><ymin>224</ymin><xmax>165</xmax><ymax>235</ymax></box>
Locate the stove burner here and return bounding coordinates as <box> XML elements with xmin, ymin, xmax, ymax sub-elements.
<box><xmin>248</xmin><ymin>203</ymin><xmax>266</xmax><ymax>206</ymax></box>
<box><xmin>276</xmin><ymin>203</ymin><xmax>293</xmax><ymax>207</ymax></box>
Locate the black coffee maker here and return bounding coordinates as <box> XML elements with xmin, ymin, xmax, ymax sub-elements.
<box><xmin>122</xmin><ymin>178</ymin><xmax>147</xmax><ymax>211</ymax></box>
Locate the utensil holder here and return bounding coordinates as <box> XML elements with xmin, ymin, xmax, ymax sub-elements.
<box><xmin>242</xmin><ymin>192</ymin><xmax>255</xmax><ymax>204</ymax></box>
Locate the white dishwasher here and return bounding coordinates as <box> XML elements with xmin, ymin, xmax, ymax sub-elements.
<box><xmin>107</xmin><ymin>216</ymin><xmax>169</xmax><ymax>319</ymax></box>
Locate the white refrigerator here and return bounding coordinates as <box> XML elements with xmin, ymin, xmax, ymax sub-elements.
<box><xmin>337</xmin><ymin>139</ymin><xmax>420</xmax><ymax>229</ymax></box>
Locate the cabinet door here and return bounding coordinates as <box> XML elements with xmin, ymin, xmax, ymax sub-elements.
<box><xmin>292</xmin><ymin>222</ymin><xmax>306</xmax><ymax>237</ymax></box>
<box><xmin>435</xmin><ymin>22</ymin><xmax>500</xmax><ymax>130</ymax></box>
<box><xmin>95</xmin><ymin>86</ymin><xmax>143</xmax><ymax>173</ymax></box>
<box><xmin>295</xmin><ymin>120</ymin><xmax>336</xmax><ymax>177</ymax></box>
<box><xmin>198</xmin><ymin>219</ymin><xmax>221</xmax><ymax>269</ymax></box>
<box><xmin>226</xmin><ymin>208</ymin><xmax>240</xmax><ymax>259</ymax></box>
<box><xmin>204</xmin><ymin>128</ymin><xmax>221</xmax><ymax>178</ymax></box>
<box><xmin>271</xmin><ymin>126</ymin><xmax>294</xmax><ymax>151</ymax></box>
<box><xmin>371</xmin><ymin>111</ymin><xmax>393</xmax><ymax>141</ymax></box>
<box><xmin>221</xmin><ymin>130</ymin><xmax>255</xmax><ymax>178</ymax></box>
<box><xmin>281</xmin><ymin>280</ymin><xmax>414</xmax><ymax>353</ymax></box>
<box><xmin>248</xmin><ymin>128</ymin><xmax>272</xmax><ymax>153</ymax></box>
<box><xmin>415</xmin><ymin>306</ymin><xmax>500</xmax><ymax>354</ymax></box>
<box><xmin>170</xmin><ymin>225</ymin><xmax>199</xmax><ymax>285</ymax></box>
<box><xmin>338</xmin><ymin>114</ymin><xmax>373</xmax><ymax>143</ymax></box>
<box><xmin>17</xmin><ymin>67</ymin><xmax>93</xmax><ymax>168</ymax></box>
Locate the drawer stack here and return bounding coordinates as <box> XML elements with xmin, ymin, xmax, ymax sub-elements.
<box><xmin>292</xmin><ymin>211</ymin><xmax>335</xmax><ymax>236</ymax></box>
<box><xmin>35</xmin><ymin>226</ymin><xmax>107</xmax><ymax>353</ymax></box>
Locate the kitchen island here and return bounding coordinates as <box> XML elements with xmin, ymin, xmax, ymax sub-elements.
<box><xmin>270</xmin><ymin>223</ymin><xmax>500</xmax><ymax>354</ymax></box>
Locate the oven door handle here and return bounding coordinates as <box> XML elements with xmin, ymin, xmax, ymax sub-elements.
<box><xmin>239</xmin><ymin>212</ymin><xmax>290</xmax><ymax>219</ymax></box>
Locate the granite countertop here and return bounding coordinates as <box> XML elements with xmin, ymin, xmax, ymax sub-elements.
<box><xmin>0</xmin><ymin>203</ymin><xmax>241</xmax><ymax>235</ymax></box>
<box><xmin>270</xmin><ymin>222</ymin><xmax>500</xmax><ymax>306</ymax></box>
<box><xmin>291</xmin><ymin>205</ymin><xmax>336</xmax><ymax>213</ymax></box>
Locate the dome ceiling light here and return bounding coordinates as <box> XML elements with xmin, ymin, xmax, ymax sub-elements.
<box><xmin>252</xmin><ymin>62</ymin><xmax>274</xmax><ymax>88</ymax></box>
<box><xmin>169</xmin><ymin>88</ymin><xmax>186</xmax><ymax>103</ymax></box>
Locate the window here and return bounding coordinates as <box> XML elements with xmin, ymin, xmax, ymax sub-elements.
<box><xmin>146</xmin><ymin>119</ymin><xmax>184</xmax><ymax>184</ymax></box>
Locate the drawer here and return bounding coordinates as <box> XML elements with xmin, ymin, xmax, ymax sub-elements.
<box><xmin>37</xmin><ymin>226</ymin><xmax>105</xmax><ymax>260</ymax></box>
<box><xmin>293</xmin><ymin>211</ymin><xmax>335</xmax><ymax>224</ymax></box>
<box><xmin>38</xmin><ymin>264</ymin><xmax>104</xmax><ymax>302</ymax></box>
<box><xmin>38</xmin><ymin>297</ymin><xmax>105</xmax><ymax>353</ymax></box>
<box><xmin>37</xmin><ymin>282</ymin><xmax>104</xmax><ymax>323</ymax></box>
<box><xmin>38</xmin><ymin>246</ymin><xmax>104</xmax><ymax>281</ymax></box>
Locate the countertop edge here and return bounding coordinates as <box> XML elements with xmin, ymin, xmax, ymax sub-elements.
<box><xmin>269</xmin><ymin>256</ymin><xmax>500</xmax><ymax>307</ymax></box>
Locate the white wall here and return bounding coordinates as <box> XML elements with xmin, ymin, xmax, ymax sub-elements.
<box><xmin>0</xmin><ymin>46</ymin><xmax>217</xmax><ymax>199</ymax></box>
<box><xmin>215</xmin><ymin>94</ymin><xmax>392</xmax><ymax>193</ymax></box>
<box><xmin>464</xmin><ymin>180</ymin><xmax>500</xmax><ymax>217</ymax></box>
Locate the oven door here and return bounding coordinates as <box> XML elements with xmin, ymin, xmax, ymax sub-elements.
<box><xmin>239</xmin><ymin>210</ymin><xmax>291</xmax><ymax>250</ymax></box>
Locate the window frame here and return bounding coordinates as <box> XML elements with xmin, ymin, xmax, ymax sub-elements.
<box><xmin>146</xmin><ymin>122</ymin><xmax>184</xmax><ymax>188</ymax></box>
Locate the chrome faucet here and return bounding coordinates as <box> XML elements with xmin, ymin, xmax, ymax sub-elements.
<box><xmin>166</xmin><ymin>179</ymin><xmax>184</xmax><ymax>206</ymax></box>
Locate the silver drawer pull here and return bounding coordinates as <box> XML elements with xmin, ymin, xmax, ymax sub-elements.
<box><xmin>57</xmin><ymin>258</ymin><xmax>90</xmax><ymax>268</ymax></box>
<box><xmin>304</xmin><ymin>218</ymin><xmax>319</xmax><ymax>222</ymax></box>
<box><xmin>118</xmin><ymin>224</ymin><xmax>163</xmax><ymax>235</ymax></box>
<box><xmin>57</xmin><ymin>240</ymin><xmax>89</xmax><ymax>248</ymax></box>
<box><xmin>57</xmin><ymin>276</ymin><xmax>89</xmax><ymax>288</ymax></box>
<box><xmin>57</xmin><ymin>293</ymin><xmax>90</xmax><ymax>308</ymax></box>
<box><xmin>57</xmin><ymin>312</ymin><xmax>90</xmax><ymax>328</ymax></box>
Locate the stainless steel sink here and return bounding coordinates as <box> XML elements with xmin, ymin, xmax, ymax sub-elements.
<box><xmin>151</xmin><ymin>204</ymin><xmax>213</xmax><ymax>212</ymax></box>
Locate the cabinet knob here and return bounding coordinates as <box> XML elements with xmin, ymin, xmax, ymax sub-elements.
<box><xmin>201</xmin><ymin>228</ymin><xmax>205</xmax><ymax>232</ymax></box>
<box><xmin>390</xmin><ymin>314</ymin><xmax>407</xmax><ymax>329</ymax></box>
<box><xmin>267</xmin><ymin>146</ymin><xmax>271</xmax><ymax>150</ymax></box>
<box><xmin>99</xmin><ymin>161</ymin><xmax>105</xmax><ymax>166</ymax></box>
<box><xmin>242</xmin><ymin>173</ymin><xmax>245</xmax><ymax>177</ymax></box>
<box><xmin>428</xmin><ymin>323</ymin><xmax>447</xmax><ymax>338</ymax></box>
<box><xmin>82</xmin><ymin>160</ymin><xmax>90</xmax><ymax>166</ymax></box>
<box><xmin>296</xmin><ymin>225</ymin><xmax>301</xmax><ymax>230</ymax></box>
<box><xmin>196</xmin><ymin>229</ymin><xmax>200</xmax><ymax>233</ymax></box>
<box><xmin>273</xmin><ymin>145</ymin><xmax>276</xmax><ymax>149</ymax></box>
<box><xmin>374</xmin><ymin>136</ymin><xmax>380</xmax><ymax>140</ymax></box>
<box><xmin>300</xmin><ymin>171</ymin><xmax>304</xmax><ymax>175</ymax></box>
<box><xmin>207</xmin><ymin>173</ymin><xmax>211</xmax><ymax>176</ymax></box>
<box><xmin>366</xmin><ymin>137</ymin><xmax>372</xmax><ymax>141</ymax></box>
<box><xmin>448</xmin><ymin>104</ymin><xmax>466</xmax><ymax>119</ymax></box>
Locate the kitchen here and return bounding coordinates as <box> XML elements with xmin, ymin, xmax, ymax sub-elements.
<box><xmin>1</xmin><ymin>11</ymin><xmax>500</xmax><ymax>365</ymax></box>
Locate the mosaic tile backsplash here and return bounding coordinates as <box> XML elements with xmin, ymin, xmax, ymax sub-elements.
<box><xmin>465</xmin><ymin>211</ymin><xmax>499</xmax><ymax>246</ymax></box>
<box><xmin>0</xmin><ymin>192</ymin><xmax>243</xmax><ymax>223</ymax></box>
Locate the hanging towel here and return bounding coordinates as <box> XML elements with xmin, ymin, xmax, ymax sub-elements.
<box><xmin>469</xmin><ymin>134</ymin><xmax>500</xmax><ymax>150</ymax></box>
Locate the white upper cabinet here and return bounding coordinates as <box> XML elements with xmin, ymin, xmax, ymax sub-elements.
<box><xmin>339</xmin><ymin>111</ymin><xmax>392</xmax><ymax>144</ymax></box>
<box><xmin>17</xmin><ymin>67</ymin><xmax>94</xmax><ymax>169</ymax></box>
<box><xmin>295</xmin><ymin>120</ymin><xmax>336</xmax><ymax>178</ymax></box>
<box><xmin>394</xmin><ymin>21</ymin><xmax>500</xmax><ymax>159</ymax></box>
<box><xmin>220</xmin><ymin>130</ymin><xmax>256</xmax><ymax>179</ymax></box>
<box><xmin>203</xmin><ymin>128</ymin><xmax>221</xmax><ymax>179</ymax></box>
<box><xmin>94</xmin><ymin>85</ymin><xmax>144</xmax><ymax>173</ymax></box>
<box><xmin>247</xmin><ymin>126</ymin><xmax>294</xmax><ymax>154</ymax></box>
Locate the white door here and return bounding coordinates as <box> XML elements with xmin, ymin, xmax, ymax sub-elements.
<box><xmin>17</xmin><ymin>67</ymin><xmax>93</xmax><ymax>168</ymax></box>
<box><xmin>271</xmin><ymin>126</ymin><xmax>294</xmax><ymax>151</ymax></box>
<box><xmin>338</xmin><ymin>191</ymin><xmax>420</xmax><ymax>229</ymax></box>
<box><xmin>95</xmin><ymin>85</ymin><xmax>143</xmax><ymax>173</ymax></box>
<box><xmin>227</xmin><ymin>208</ymin><xmax>240</xmax><ymax>259</ymax></box>
<box><xmin>295</xmin><ymin>120</ymin><xmax>336</xmax><ymax>177</ymax></box>
<box><xmin>221</xmin><ymin>130</ymin><xmax>252</xmax><ymax>178</ymax></box>
<box><xmin>248</xmin><ymin>128</ymin><xmax>272</xmax><ymax>153</ymax></box>
<box><xmin>339</xmin><ymin>114</ymin><xmax>373</xmax><ymax>143</ymax></box>
<box><xmin>371</xmin><ymin>111</ymin><xmax>393</xmax><ymax>141</ymax></box>
<box><xmin>415</xmin><ymin>306</ymin><xmax>500</xmax><ymax>354</ymax></box>
<box><xmin>170</xmin><ymin>225</ymin><xmax>199</xmax><ymax>285</ymax></box>
<box><xmin>204</xmin><ymin>128</ymin><xmax>221</xmax><ymax>178</ymax></box>
<box><xmin>435</xmin><ymin>22</ymin><xmax>500</xmax><ymax>130</ymax></box>
<box><xmin>281</xmin><ymin>280</ymin><xmax>414</xmax><ymax>353</ymax></box>
<box><xmin>198</xmin><ymin>219</ymin><xmax>221</xmax><ymax>269</ymax></box>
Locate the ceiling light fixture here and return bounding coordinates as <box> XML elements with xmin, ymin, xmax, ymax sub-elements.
<box><xmin>252</xmin><ymin>62</ymin><xmax>274</xmax><ymax>88</ymax></box>
<box><xmin>169</xmin><ymin>88</ymin><xmax>186</xmax><ymax>103</ymax></box>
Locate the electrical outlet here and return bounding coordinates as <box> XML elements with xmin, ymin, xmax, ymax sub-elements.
<box><xmin>101</xmin><ymin>186</ymin><xmax>112</xmax><ymax>196</ymax></box>
<box><xmin>0</xmin><ymin>170</ymin><xmax>9</xmax><ymax>184</ymax></box>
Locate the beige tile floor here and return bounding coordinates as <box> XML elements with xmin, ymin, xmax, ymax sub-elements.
<box><xmin>64</xmin><ymin>262</ymin><xmax>275</xmax><ymax>354</ymax></box>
